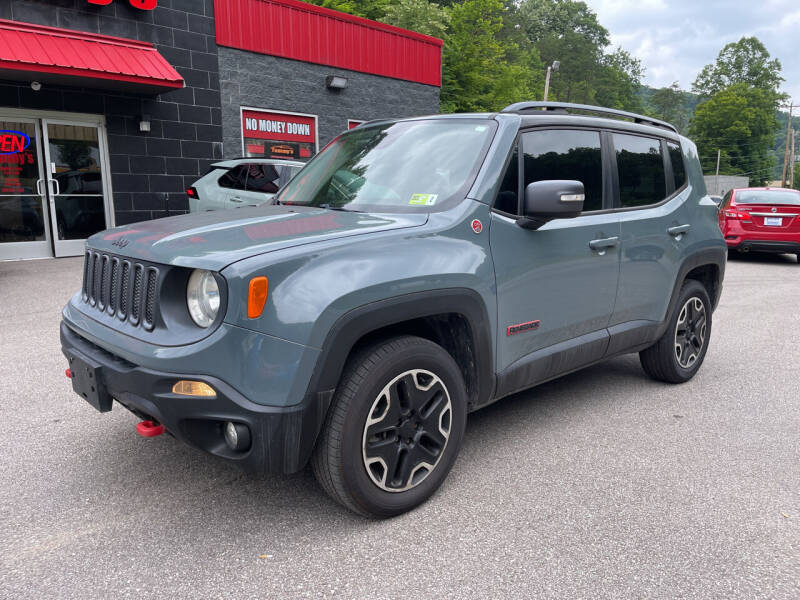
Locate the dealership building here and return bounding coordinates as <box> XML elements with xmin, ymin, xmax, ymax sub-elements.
<box><xmin>0</xmin><ymin>0</ymin><xmax>442</xmax><ymax>260</ymax></box>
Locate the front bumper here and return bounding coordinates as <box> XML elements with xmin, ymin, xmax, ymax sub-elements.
<box><xmin>61</xmin><ymin>322</ymin><xmax>331</xmax><ymax>474</ymax></box>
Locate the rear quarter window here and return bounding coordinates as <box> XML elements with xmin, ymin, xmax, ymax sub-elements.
<box><xmin>667</xmin><ymin>142</ymin><xmax>686</xmax><ymax>191</ymax></box>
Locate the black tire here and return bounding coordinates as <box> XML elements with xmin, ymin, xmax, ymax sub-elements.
<box><xmin>311</xmin><ymin>336</ymin><xmax>467</xmax><ymax>518</ymax></box>
<box><xmin>795</xmin><ymin>253</ymin><xmax>800</xmax><ymax>265</ymax></box>
<box><xmin>640</xmin><ymin>279</ymin><xmax>712</xmax><ymax>384</ymax></box>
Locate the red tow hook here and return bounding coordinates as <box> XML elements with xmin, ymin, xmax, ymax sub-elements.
<box><xmin>136</xmin><ymin>420</ymin><xmax>165</xmax><ymax>437</ymax></box>
<box><xmin>65</xmin><ymin>369</ymin><xmax>72</xmax><ymax>379</ymax></box>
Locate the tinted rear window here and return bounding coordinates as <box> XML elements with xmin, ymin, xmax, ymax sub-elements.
<box><xmin>735</xmin><ymin>190</ymin><xmax>800</xmax><ymax>206</ymax></box>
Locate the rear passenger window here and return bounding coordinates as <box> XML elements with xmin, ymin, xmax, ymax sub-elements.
<box><xmin>494</xmin><ymin>148</ymin><xmax>519</xmax><ymax>214</ymax></box>
<box><xmin>614</xmin><ymin>133</ymin><xmax>666</xmax><ymax>208</ymax></box>
<box><xmin>218</xmin><ymin>165</ymin><xmax>248</xmax><ymax>190</ymax></box>
<box><xmin>667</xmin><ymin>142</ymin><xmax>686</xmax><ymax>191</ymax></box>
<box><xmin>522</xmin><ymin>130</ymin><xmax>603</xmax><ymax>212</ymax></box>
<box><xmin>246</xmin><ymin>164</ymin><xmax>281</xmax><ymax>193</ymax></box>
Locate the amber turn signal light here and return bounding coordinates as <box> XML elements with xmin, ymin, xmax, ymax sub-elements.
<box><xmin>248</xmin><ymin>276</ymin><xmax>268</xmax><ymax>319</ymax></box>
<box><xmin>172</xmin><ymin>380</ymin><xmax>216</xmax><ymax>397</ymax></box>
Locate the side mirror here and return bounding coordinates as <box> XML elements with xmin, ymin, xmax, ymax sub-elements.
<box><xmin>517</xmin><ymin>180</ymin><xmax>585</xmax><ymax>230</ymax></box>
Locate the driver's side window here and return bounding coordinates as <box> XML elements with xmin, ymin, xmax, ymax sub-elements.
<box><xmin>521</xmin><ymin>129</ymin><xmax>604</xmax><ymax>212</ymax></box>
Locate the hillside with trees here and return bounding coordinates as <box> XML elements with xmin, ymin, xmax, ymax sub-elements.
<box><xmin>308</xmin><ymin>1</ymin><xmax>796</xmax><ymax>187</ymax></box>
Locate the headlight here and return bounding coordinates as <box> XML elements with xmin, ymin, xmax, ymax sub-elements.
<box><xmin>187</xmin><ymin>269</ymin><xmax>220</xmax><ymax>328</ymax></box>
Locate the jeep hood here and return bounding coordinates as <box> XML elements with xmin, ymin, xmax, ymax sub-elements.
<box><xmin>88</xmin><ymin>205</ymin><xmax>428</xmax><ymax>270</ymax></box>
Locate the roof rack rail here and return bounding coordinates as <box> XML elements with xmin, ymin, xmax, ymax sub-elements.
<box><xmin>501</xmin><ymin>101</ymin><xmax>678</xmax><ymax>133</ymax></box>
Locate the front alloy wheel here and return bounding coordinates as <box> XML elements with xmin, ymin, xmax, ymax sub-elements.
<box><xmin>362</xmin><ymin>369</ymin><xmax>452</xmax><ymax>492</ymax></box>
<box><xmin>312</xmin><ymin>336</ymin><xmax>467</xmax><ymax>518</ymax></box>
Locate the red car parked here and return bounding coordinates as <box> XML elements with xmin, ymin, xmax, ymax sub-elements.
<box><xmin>718</xmin><ymin>187</ymin><xmax>800</xmax><ymax>262</ymax></box>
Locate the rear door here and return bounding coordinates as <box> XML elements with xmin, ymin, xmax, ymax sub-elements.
<box><xmin>610</xmin><ymin>134</ymin><xmax>690</xmax><ymax>335</ymax></box>
<box><xmin>215</xmin><ymin>164</ymin><xmax>249</xmax><ymax>209</ymax></box>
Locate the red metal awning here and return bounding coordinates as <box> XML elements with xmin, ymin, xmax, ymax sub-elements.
<box><xmin>0</xmin><ymin>19</ymin><xmax>184</xmax><ymax>94</ymax></box>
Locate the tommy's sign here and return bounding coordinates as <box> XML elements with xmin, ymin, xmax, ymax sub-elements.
<box><xmin>87</xmin><ymin>0</ymin><xmax>157</xmax><ymax>9</ymax></box>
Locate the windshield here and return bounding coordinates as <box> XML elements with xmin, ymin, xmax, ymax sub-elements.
<box><xmin>736</xmin><ymin>190</ymin><xmax>800</xmax><ymax>206</ymax></box>
<box><xmin>276</xmin><ymin>119</ymin><xmax>496</xmax><ymax>212</ymax></box>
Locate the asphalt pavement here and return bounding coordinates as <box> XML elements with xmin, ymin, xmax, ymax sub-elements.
<box><xmin>0</xmin><ymin>253</ymin><xmax>798</xmax><ymax>599</ymax></box>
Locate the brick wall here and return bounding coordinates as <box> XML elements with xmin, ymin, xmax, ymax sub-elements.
<box><xmin>218</xmin><ymin>46</ymin><xmax>440</xmax><ymax>159</ymax></box>
<box><xmin>0</xmin><ymin>0</ymin><xmax>224</xmax><ymax>225</ymax></box>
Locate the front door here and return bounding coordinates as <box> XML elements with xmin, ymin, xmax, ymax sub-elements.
<box><xmin>491</xmin><ymin>128</ymin><xmax>620</xmax><ymax>381</ymax></box>
<box><xmin>0</xmin><ymin>111</ymin><xmax>113</xmax><ymax>260</ymax></box>
<box><xmin>0</xmin><ymin>117</ymin><xmax>50</xmax><ymax>260</ymax></box>
<box><xmin>42</xmin><ymin>119</ymin><xmax>113</xmax><ymax>257</ymax></box>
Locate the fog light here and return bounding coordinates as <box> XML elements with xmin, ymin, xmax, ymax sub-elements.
<box><xmin>172</xmin><ymin>380</ymin><xmax>216</xmax><ymax>397</ymax></box>
<box><xmin>224</xmin><ymin>421</ymin><xmax>251</xmax><ymax>451</ymax></box>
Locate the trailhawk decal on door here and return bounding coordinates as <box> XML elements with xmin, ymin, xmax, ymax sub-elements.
<box><xmin>506</xmin><ymin>320</ymin><xmax>540</xmax><ymax>336</ymax></box>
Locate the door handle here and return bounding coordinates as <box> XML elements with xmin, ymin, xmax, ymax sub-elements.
<box><xmin>49</xmin><ymin>178</ymin><xmax>60</xmax><ymax>196</ymax></box>
<box><xmin>230</xmin><ymin>196</ymin><xmax>243</xmax><ymax>203</ymax></box>
<box><xmin>36</xmin><ymin>178</ymin><xmax>45</xmax><ymax>196</ymax></box>
<box><xmin>589</xmin><ymin>236</ymin><xmax>620</xmax><ymax>250</ymax></box>
<box><xmin>668</xmin><ymin>224</ymin><xmax>691</xmax><ymax>237</ymax></box>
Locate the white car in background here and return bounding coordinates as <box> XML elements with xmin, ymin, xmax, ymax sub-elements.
<box><xmin>187</xmin><ymin>158</ymin><xmax>304</xmax><ymax>212</ymax></box>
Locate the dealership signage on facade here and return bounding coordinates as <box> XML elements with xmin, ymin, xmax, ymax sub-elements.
<box><xmin>241</xmin><ymin>108</ymin><xmax>318</xmax><ymax>161</ymax></box>
<box><xmin>87</xmin><ymin>0</ymin><xmax>157</xmax><ymax>9</ymax></box>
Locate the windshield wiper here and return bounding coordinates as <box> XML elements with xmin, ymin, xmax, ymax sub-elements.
<box><xmin>319</xmin><ymin>203</ymin><xmax>362</xmax><ymax>213</ymax></box>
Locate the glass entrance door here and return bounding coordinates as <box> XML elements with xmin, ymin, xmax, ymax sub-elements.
<box><xmin>42</xmin><ymin>120</ymin><xmax>112</xmax><ymax>258</ymax></box>
<box><xmin>0</xmin><ymin>112</ymin><xmax>112</xmax><ymax>260</ymax></box>
<box><xmin>0</xmin><ymin>118</ymin><xmax>51</xmax><ymax>260</ymax></box>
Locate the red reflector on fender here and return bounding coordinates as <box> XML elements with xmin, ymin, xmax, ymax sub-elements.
<box><xmin>65</xmin><ymin>369</ymin><xmax>72</xmax><ymax>378</ymax></box>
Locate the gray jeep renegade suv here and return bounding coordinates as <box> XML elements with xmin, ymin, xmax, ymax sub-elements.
<box><xmin>61</xmin><ymin>102</ymin><xmax>726</xmax><ymax>517</ymax></box>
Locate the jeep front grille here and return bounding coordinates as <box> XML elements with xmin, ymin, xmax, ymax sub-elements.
<box><xmin>82</xmin><ymin>250</ymin><xmax>159</xmax><ymax>330</ymax></box>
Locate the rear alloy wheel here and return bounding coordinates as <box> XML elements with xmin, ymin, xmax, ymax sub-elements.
<box><xmin>640</xmin><ymin>279</ymin><xmax>712</xmax><ymax>383</ymax></box>
<box><xmin>312</xmin><ymin>336</ymin><xmax>467</xmax><ymax>518</ymax></box>
<box><xmin>673</xmin><ymin>297</ymin><xmax>707</xmax><ymax>369</ymax></box>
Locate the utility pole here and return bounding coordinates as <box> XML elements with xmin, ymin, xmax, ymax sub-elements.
<box><xmin>781</xmin><ymin>103</ymin><xmax>798</xmax><ymax>187</ymax></box>
<box><xmin>715</xmin><ymin>149</ymin><xmax>721</xmax><ymax>194</ymax></box>
<box><xmin>790</xmin><ymin>128</ymin><xmax>796</xmax><ymax>189</ymax></box>
<box><xmin>543</xmin><ymin>60</ymin><xmax>560</xmax><ymax>102</ymax></box>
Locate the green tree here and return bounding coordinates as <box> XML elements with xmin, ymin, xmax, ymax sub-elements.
<box><xmin>383</xmin><ymin>0</ymin><xmax>450</xmax><ymax>39</ymax></box>
<box><xmin>516</xmin><ymin>0</ymin><xmax>609</xmax><ymax>47</ymax></box>
<box><xmin>692</xmin><ymin>37</ymin><xmax>784</xmax><ymax>97</ymax></box>
<box><xmin>689</xmin><ymin>83</ymin><xmax>778</xmax><ymax>184</ymax></box>
<box><xmin>649</xmin><ymin>82</ymin><xmax>690</xmax><ymax>132</ymax></box>
<box><xmin>594</xmin><ymin>48</ymin><xmax>644</xmax><ymax>112</ymax></box>
<box><xmin>440</xmin><ymin>0</ymin><xmax>542</xmax><ymax>112</ymax></box>
<box><xmin>304</xmin><ymin>0</ymin><xmax>389</xmax><ymax>21</ymax></box>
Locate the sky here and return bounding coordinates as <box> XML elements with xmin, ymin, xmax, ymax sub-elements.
<box><xmin>589</xmin><ymin>0</ymin><xmax>800</xmax><ymax>103</ymax></box>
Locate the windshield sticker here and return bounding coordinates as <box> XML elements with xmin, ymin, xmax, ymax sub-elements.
<box><xmin>409</xmin><ymin>193</ymin><xmax>438</xmax><ymax>206</ymax></box>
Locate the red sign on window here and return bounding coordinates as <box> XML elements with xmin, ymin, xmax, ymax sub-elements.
<box><xmin>241</xmin><ymin>109</ymin><xmax>317</xmax><ymax>161</ymax></box>
<box><xmin>348</xmin><ymin>120</ymin><xmax>365</xmax><ymax>130</ymax></box>
<box><xmin>87</xmin><ymin>0</ymin><xmax>157</xmax><ymax>10</ymax></box>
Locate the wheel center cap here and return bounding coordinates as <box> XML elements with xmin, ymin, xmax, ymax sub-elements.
<box><xmin>399</xmin><ymin>420</ymin><xmax>417</xmax><ymax>440</ymax></box>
